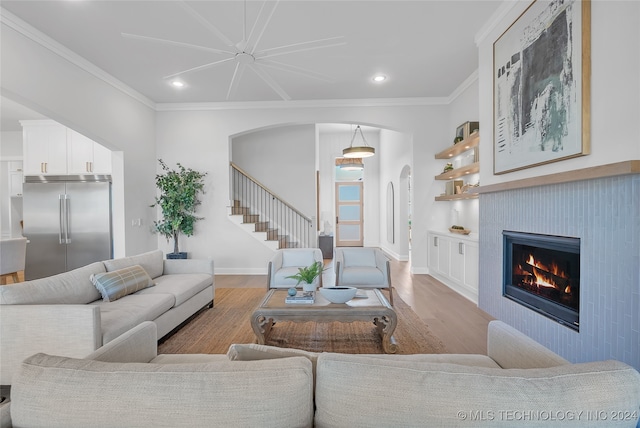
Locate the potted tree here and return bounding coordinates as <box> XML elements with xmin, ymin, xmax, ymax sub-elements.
<box><xmin>151</xmin><ymin>159</ymin><xmax>207</xmax><ymax>259</ymax></box>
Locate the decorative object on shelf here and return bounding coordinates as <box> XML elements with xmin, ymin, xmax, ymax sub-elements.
<box><xmin>319</xmin><ymin>286</ymin><xmax>357</xmax><ymax>304</ymax></box>
<box><xmin>453</xmin><ymin>136</ymin><xmax>463</xmax><ymax>144</ymax></box>
<box><xmin>343</xmin><ymin>125</ymin><xmax>375</xmax><ymax>158</ymax></box>
<box><xmin>151</xmin><ymin>159</ymin><xmax>207</xmax><ymax>259</ymax></box>
<box><xmin>287</xmin><ymin>287</ymin><xmax>297</xmax><ymax>296</ymax></box>
<box><xmin>443</xmin><ymin>163</ymin><xmax>454</xmax><ymax>173</ymax></box>
<box><xmin>285</xmin><ymin>260</ymin><xmax>324</xmax><ymax>292</ymax></box>
<box><xmin>445</xmin><ymin>180</ymin><xmax>464</xmax><ymax>196</ymax></box>
<box><xmin>449</xmin><ymin>225</ymin><xmax>471</xmax><ymax>235</ymax></box>
<box><xmin>494</xmin><ymin>0</ymin><xmax>590</xmax><ymax>174</ymax></box>
<box><xmin>456</xmin><ymin>121</ymin><xmax>480</xmax><ymax>142</ymax></box>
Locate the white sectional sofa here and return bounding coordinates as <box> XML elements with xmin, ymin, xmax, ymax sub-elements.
<box><xmin>1</xmin><ymin>320</ymin><xmax>638</xmax><ymax>427</ymax></box>
<box><xmin>0</xmin><ymin>250</ymin><xmax>214</xmax><ymax>386</ymax></box>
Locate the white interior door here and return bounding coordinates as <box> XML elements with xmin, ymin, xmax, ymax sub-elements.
<box><xmin>335</xmin><ymin>182</ymin><xmax>363</xmax><ymax>247</ymax></box>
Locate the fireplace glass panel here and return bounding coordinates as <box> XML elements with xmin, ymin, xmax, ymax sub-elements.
<box><xmin>503</xmin><ymin>231</ymin><xmax>580</xmax><ymax>331</ymax></box>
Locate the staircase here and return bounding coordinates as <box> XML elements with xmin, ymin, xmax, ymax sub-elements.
<box><xmin>228</xmin><ymin>163</ymin><xmax>314</xmax><ymax>250</ymax></box>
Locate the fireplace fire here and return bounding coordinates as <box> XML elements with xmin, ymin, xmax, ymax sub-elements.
<box><xmin>503</xmin><ymin>231</ymin><xmax>580</xmax><ymax>331</ymax></box>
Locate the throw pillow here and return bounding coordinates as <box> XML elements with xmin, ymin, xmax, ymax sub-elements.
<box><xmin>90</xmin><ymin>265</ymin><xmax>154</xmax><ymax>302</ymax></box>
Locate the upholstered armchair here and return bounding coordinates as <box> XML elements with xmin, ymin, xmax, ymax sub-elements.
<box><xmin>267</xmin><ymin>248</ymin><xmax>324</xmax><ymax>289</ymax></box>
<box><xmin>0</xmin><ymin>237</ymin><xmax>27</xmax><ymax>284</ymax></box>
<box><xmin>334</xmin><ymin>247</ymin><xmax>393</xmax><ymax>305</ymax></box>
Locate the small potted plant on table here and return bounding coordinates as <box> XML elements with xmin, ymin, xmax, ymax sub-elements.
<box><xmin>151</xmin><ymin>159</ymin><xmax>207</xmax><ymax>259</ymax></box>
<box><xmin>286</xmin><ymin>261</ymin><xmax>324</xmax><ymax>293</ymax></box>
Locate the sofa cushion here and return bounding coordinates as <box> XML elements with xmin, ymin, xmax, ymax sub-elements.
<box><xmin>0</xmin><ymin>262</ymin><xmax>104</xmax><ymax>305</ymax></box>
<box><xmin>103</xmin><ymin>250</ymin><xmax>164</xmax><ymax>279</ymax></box>
<box><xmin>228</xmin><ymin>343</ymin><xmax>319</xmax><ymax>369</ymax></box>
<box><xmin>342</xmin><ymin>248</ymin><xmax>376</xmax><ymax>267</ymax></box>
<box><xmin>96</xmin><ymin>293</ymin><xmax>175</xmax><ymax>343</ymax></box>
<box><xmin>314</xmin><ymin>353</ymin><xmax>640</xmax><ymax>428</ymax></box>
<box><xmin>90</xmin><ymin>265</ymin><xmax>154</xmax><ymax>302</ymax></box>
<box><xmin>340</xmin><ymin>266</ymin><xmax>385</xmax><ymax>285</ymax></box>
<box><xmin>11</xmin><ymin>353</ymin><xmax>314</xmax><ymax>428</ymax></box>
<box><xmin>282</xmin><ymin>250</ymin><xmax>316</xmax><ymax>268</ymax></box>
<box><xmin>134</xmin><ymin>273</ymin><xmax>211</xmax><ymax>307</ymax></box>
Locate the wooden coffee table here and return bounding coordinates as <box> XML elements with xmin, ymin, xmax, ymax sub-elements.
<box><xmin>250</xmin><ymin>288</ymin><xmax>398</xmax><ymax>353</ymax></box>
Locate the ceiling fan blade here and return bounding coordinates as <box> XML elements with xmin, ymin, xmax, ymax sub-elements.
<box><xmin>177</xmin><ymin>1</ymin><xmax>235</xmax><ymax>47</ymax></box>
<box><xmin>259</xmin><ymin>59</ymin><xmax>334</xmax><ymax>83</ymax></box>
<box><xmin>227</xmin><ymin>63</ymin><xmax>247</xmax><ymax>100</ymax></box>
<box><xmin>256</xmin><ymin>36</ymin><xmax>346</xmax><ymax>60</ymax></box>
<box><xmin>246</xmin><ymin>0</ymin><xmax>279</xmax><ymax>55</ymax></box>
<box><xmin>122</xmin><ymin>33</ymin><xmax>235</xmax><ymax>56</ymax></box>
<box><xmin>163</xmin><ymin>57</ymin><xmax>235</xmax><ymax>80</ymax></box>
<box><xmin>248</xmin><ymin>64</ymin><xmax>291</xmax><ymax>101</ymax></box>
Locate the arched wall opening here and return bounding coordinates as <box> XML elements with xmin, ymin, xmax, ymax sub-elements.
<box><xmin>229</xmin><ymin>121</ymin><xmax>412</xmax><ymax>257</ymax></box>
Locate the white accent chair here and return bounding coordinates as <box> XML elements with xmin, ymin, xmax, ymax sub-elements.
<box><xmin>267</xmin><ymin>248</ymin><xmax>324</xmax><ymax>290</ymax></box>
<box><xmin>334</xmin><ymin>247</ymin><xmax>393</xmax><ymax>305</ymax></box>
<box><xmin>0</xmin><ymin>237</ymin><xmax>27</xmax><ymax>285</ymax></box>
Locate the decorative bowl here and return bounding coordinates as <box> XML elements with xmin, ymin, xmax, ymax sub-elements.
<box><xmin>319</xmin><ymin>286</ymin><xmax>357</xmax><ymax>304</ymax></box>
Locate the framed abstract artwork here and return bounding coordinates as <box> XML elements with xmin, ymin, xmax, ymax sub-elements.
<box><xmin>493</xmin><ymin>0</ymin><xmax>590</xmax><ymax>174</ymax></box>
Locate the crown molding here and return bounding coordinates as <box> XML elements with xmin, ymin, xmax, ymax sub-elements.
<box><xmin>1</xmin><ymin>7</ymin><xmax>156</xmax><ymax>110</ymax></box>
<box><xmin>156</xmin><ymin>96</ymin><xmax>451</xmax><ymax>112</ymax></box>
<box><xmin>474</xmin><ymin>1</ymin><xmax>520</xmax><ymax>46</ymax></box>
<box><xmin>2</xmin><ymin>6</ymin><xmax>481</xmax><ymax>114</ymax></box>
<box><xmin>447</xmin><ymin>70</ymin><xmax>479</xmax><ymax>104</ymax></box>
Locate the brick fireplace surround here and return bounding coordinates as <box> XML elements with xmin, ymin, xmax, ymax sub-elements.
<box><xmin>476</xmin><ymin>161</ymin><xmax>639</xmax><ymax>371</ymax></box>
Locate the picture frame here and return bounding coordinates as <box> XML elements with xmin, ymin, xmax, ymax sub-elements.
<box><xmin>493</xmin><ymin>0</ymin><xmax>590</xmax><ymax>174</ymax></box>
<box><xmin>455</xmin><ymin>121</ymin><xmax>479</xmax><ymax>142</ymax></box>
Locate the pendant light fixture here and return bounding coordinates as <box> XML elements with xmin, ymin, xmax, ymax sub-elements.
<box><xmin>336</xmin><ymin>157</ymin><xmax>364</xmax><ymax>171</ymax></box>
<box><xmin>343</xmin><ymin>125</ymin><xmax>375</xmax><ymax>158</ymax></box>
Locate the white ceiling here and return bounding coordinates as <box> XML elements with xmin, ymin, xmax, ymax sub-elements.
<box><xmin>1</xmin><ymin>0</ymin><xmax>502</xmax><ymax>107</ymax></box>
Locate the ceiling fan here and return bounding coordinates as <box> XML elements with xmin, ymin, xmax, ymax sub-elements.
<box><xmin>122</xmin><ymin>0</ymin><xmax>346</xmax><ymax>100</ymax></box>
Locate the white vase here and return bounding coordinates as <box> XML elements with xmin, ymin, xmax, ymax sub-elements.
<box><xmin>302</xmin><ymin>282</ymin><xmax>317</xmax><ymax>293</ymax></box>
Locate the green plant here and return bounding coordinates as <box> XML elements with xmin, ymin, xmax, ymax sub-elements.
<box><xmin>151</xmin><ymin>159</ymin><xmax>207</xmax><ymax>254</ymax></box>
<box><xmin>286</xmin><ymin>261</ymin><xmax>324</xmax><ymax>285</ymax></box>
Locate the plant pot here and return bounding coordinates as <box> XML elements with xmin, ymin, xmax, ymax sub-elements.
<box><xmin>166</xmin><ymin>252</ymin><xmax>188</xmax><ymax>259</ymax></box>
<box><xmin>302</xmin><ymin>278</ymin><xmax>319</xmax><ymax>293</ymax></box>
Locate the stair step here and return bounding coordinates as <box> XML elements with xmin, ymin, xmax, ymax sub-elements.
<box><xmin>254</xmin><ymin>222</ymin><xmax>270</xmax><ymax>232</ymax></box>
<box><xmin>243</xmin><ymin>214</ymin><xmax>260</xmax><ymax>223</ymax></box>
<box><xmin>266</xmin><ymin>229</ymin><xmax>281</xmax><ymax>240</ymax></box>
<box><xmin>232</xmin><ymin>200</ymin><xmax>242</xmax><ymax>207</ymax></box>
<box><xmin>280</xmin><ymin>241</ymin><xmax>300</xmax><ymax>249</ymax></box>
<box><xmin>231</xmin><ymin>206</ymin><xmax>250</xmax><ymax>215</ymax></box>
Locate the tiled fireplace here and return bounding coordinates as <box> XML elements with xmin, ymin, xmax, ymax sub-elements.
<box><xmin>478</xmin><ymin>173</ymin><xmax>639</xmax><ymax>370</ymax></box>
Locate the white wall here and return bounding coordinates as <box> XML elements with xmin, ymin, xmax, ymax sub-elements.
<box><xmin>477</xmin><ymin>1</ymin><xmax>640</xmax><ymax>186</ymax></box>
<box><xmin>232</xmin><ymin>124</ymin><xmax>316</xmax><ymax>218</ymax></box>
<box><xmin>156</xmin><ymin>104</ymin><xmax>448</xmax><ymax>273</ymax></box>
<box><xmin>378</xmin><ymin>128</ymin><xmax>412</xmax><ymax>261</ymax></box>
<box><xmin>1</xmin><ymin>19</ymin><xmax>157</xmax><ymax>256</ymax></box>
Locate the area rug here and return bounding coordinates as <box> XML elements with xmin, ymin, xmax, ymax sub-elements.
<box><xmin>158</xmin><ymin>288</ymin><xmax>446</xmax><ymax>355</ymax></box>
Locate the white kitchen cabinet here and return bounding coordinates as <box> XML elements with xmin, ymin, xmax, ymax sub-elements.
<box><xmin>21</xmin><ymin>120</ymin><xmax>68</xmax><ymax>175</ymax></box>
<box><xmin>21</xmin><ymin>120</ymin><xmax>111</xmax><ymax>175</ymax></box>
<box><xmin>427</xmin><ymin>230</ymin><xmax>479</xmax><ymax>304</ymax></box>
<box><xmin>68</xmin><ymin>129</ymin><xmax>111</xmax><ymax>174</ymax></box>
<box><xmin>8</xmin><ymin>162</ymin><xmax>23</xmax><ymax>197</ymax></box>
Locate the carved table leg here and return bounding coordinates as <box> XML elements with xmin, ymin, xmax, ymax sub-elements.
<box><xmin>374</xmin><ymin>314</ymin><xmax>398</xmax><ymax>354</ymax></box>
<box><xmin>251</xmin><ymin>314</ymin><xmax>275</xmax><ymax>345</ymax></box>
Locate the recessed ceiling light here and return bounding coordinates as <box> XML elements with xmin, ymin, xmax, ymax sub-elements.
<box><xmin>171</xmin><ymin>80</ymin><xmax>185</xmax><ymax>88</ymax></box>
<box><xmin>372</xmin><ymin>74</ymin><xmax>387</xmax><ymax>83</ymax></box>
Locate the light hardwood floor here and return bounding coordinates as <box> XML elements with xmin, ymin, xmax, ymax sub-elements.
<box><xmin>216</xmin><ymin>257</ymin><xmax>495</xmax><ymax>354</ymax></box>
<box><xmin>6</xmin><ymin>259</ymin><xmax>494</xmax><ymax>354</ymax></box>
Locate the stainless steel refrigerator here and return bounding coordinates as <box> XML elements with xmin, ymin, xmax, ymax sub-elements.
<box><xmin>23</xmin><ymin>175</ymin><xmax>113</xmax><ymax>280</ymax></box>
